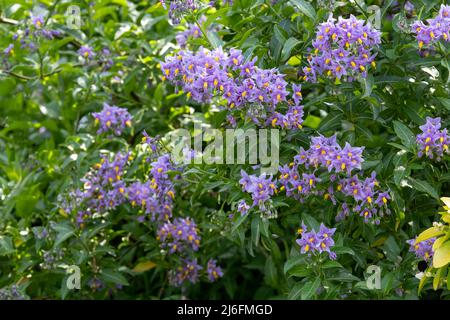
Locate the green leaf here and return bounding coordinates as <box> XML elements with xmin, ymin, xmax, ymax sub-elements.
<box><xmin>303</xmin><ymin>115</ymin><xmax>321</xmax><ymax>129</ymax></box>
<box><xmin>332</xmin><ymin>246</ymin><xmax>355</xmax><ymax>256</ymax></box>
<box><xmin>0</xmin><ymin>236</ymin><xmax>14</xmax><ymax>256</ymax></box>
<box><xmin>264</xmin><ymin>257</ymin><xmax>278</xmax><ymax>287</ymax></box>
<box><xmin>322</xmin><ymin>260</ymin><xmax>343</xmax><ymax>269</ymax></box>
<box><xmin>447</xmin><ymin>268</ymin><xmax>450</xmax><ymax>290</ymax></box>
<box><xmin>408</xmin><ymin>178</ymin><xmax>440</xmax><ymax>200</ymax></box>
<box><xmin>232</xmin><ymin>213</ymin><xmax>249</xmax><ymax>233</ymax></box>
<box><xmin>382</xmin><ymin>236</ymin><xmax>400</xmax><ymax>262</ymax></box>
<box><xmin>281</xmin><ymin>37</ymin><xmax>301</xmax><ymax>62</ymax></box>
<box><xmin>287</xmin><ymin>282</ymin><xmax>303</xmax><ymax>300</ymax></box>
<box><xmin>301</xmin><ymin>278</ymin><xmax>321</xmax><ymax>300</ymax></box>
<box><xmin>100</xmin><ymin>269</ymin><xmax>129</xmax><ymax>286</ymax></box>
<box><xmin>283</xmin><ymin>255</ymin><xmax>305</xmax><ymax>274</ymax></box>
<box><xmin>318</xmin><ymin>113</ymin><xmax>343</xmax><ymax>132</ymax></box>
<box><xmin>441</xmin><ymin>57</ymin><xmax>450</xmax><ymax>83</ymax></box>
<box><xmin>290</xmin><ymin>0</ymin><xmax>316</xmax><ymax>20</ymax></box>
<box><xmin>132</xmin><ymin>261</ymin><xmax>157</xmax><ymax>273</ymax></box>
<box><xmin>361</xmin><ymin>74</ymin><xmax>374</xmax><ymax>98</ymax></box>
<box><xmin>52</xmin><ymin>223</ymin><xmax>75</xmax><ymax>247</ymax></box>
<box><xmin>288</xmin><ymin>265</ymin><xmax>312</xmax><ymax>278</ymax></box>
<box><xmin>301</xmin><ymin>213</ymin><xmax>320</xmax><ymax>230</ymax></box>
<box><xmin>433</xmin><ymin>267</ymin><xmax>444</xmax><ymax>290</ymax></box>
<box><xmin>437</xmin><ymin>97</ymin><xmax>450</xmax><ymax>111</ymax></box>
<box><xmin>251</xmin><ymin>216</ymin><xmax>261</xmax><ymax>247</ymax></box>
<box><xmin>393</xmin><ymin>121</ymin><xmax>416</xmax><ymax>151</ymax></box>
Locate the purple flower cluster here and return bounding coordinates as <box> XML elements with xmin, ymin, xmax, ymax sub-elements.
<box><xmin>59</xmin><ymin>130</ymin><xmax>180</xmax><ymax>227</ymax></box>
<box><xmin>0</xmin><ymin>285</ymin><xmax>28</xmax><ymax>300</ymax></box>
<box><xmin>239</xmin><ymin>170</ymin><xmax>277</xmax><ymax>215</ymax></box>
<box><xmin>303</xmin><ymin>14</ymin><xmax>381</xmax><ymax>82</ymax></box>
<box><xmin>92</xmin><ymin>103</ymin><xmax>132</xmax><ymax>136</ymax></box>
<box><xmin>71</xmin><ymin>152</ymin><xmax>130</xmax><ymax>225</ymax></box>
<box><xmin>407</xmin><ymin>237</ymin><xmax>435</xmax><ymax>261</ymax></box>
<box><xmin>160</xmin><ymin>0</ymin><xmax>196</xmax><ymax>24</ymax></box>
<box><xmin>6</xmin><ymin>15</ymin><xmax>62</xmax><ymax>55</ymax></box>
<box><xmin>161</xmin><ymin>47</ymin><xmax>304</xmax><ymax>128</ymax></box>
<box><xmin>416</xmin><ymin>117</ymin><xmax>450</xmax><ymax>160</ymax></box>
<box><xmin>278</xmin><ymin>134</ymin><xmax>390</xmax><ymax>224</ymax></box>
<box><xmin>169</xmin><ymin>258</ymin><xmax>202</xmax><ymax>287</ymax></box>
<box><xmin>411</xmin><ymin>5</ymin><xmax>450</xmax><ymax>50</ymax></box>
<box><xmin>127</xmin><ymin>154</ymin><xmax>176</xmax><ymax>222</ymax></box>
<box><xmin>296</xmin><ymin>223</ymin><xmax>337</xmax><ymax>260</ymax></box>
<box><xmin>337</xmin><ymin>173</ymin><xmax>391</xmax><ymax>223</ymax></box>
<box><xmin>157</xmin><ymin>217</ymin><xmax>201</xmax><ymax>253</ymax></box>
<box><xmin>206</xmin><ymin>259</ymin><xmax>224</xmax><ymax>282</ymax></box>
<box><xmin>294</xmin><ymin>134</ymin><xmax>364</xmax><ymax>174</ymax></box>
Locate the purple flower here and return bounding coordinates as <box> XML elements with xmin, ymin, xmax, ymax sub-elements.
<box><xmin>157</xmin><ymin>217</ymin><xmax>201</xmax><ymax>253</ymax></box>
<box><xmin>411</xmin><ymin>5</ymin><xmax>450</xmax><ymax>50</ymax></box>
<box><xmin>162</xmin><ymin>0</ymin><xmax>196</xmax><ymax>24</ymax></box>
<box><xmin>296</xmin><ymin>223</ymin><xmax>337</xmax><ymax>260</ymax></box>
<box><xmin>303</xmin><ymin>14</ymin><xmax>381</xmax><ymax>82</ymax></box>
<box><xmin>416</xmin><ymin>117</ymin><xmax>450</xmax><ymax>160</ymax></box>
<box><xmin>64</xmin><ymin>152</ymin><xmax>130</xmax><ymax>225</ymax></box>
<box><xmin>206</xmin><ymin>259</ymin><xmax>224</xmax><ymax>282</ymax></box>
<box><xmin>169</xmin><ymin>258</ymin><xmax>202</xmax><ymax>287</ymax></box>
<box><xmin>292</xmin><ymin>84</ymin><xmax>303</xmax><ymax>105</ymax></box>
<box><xmin>404</xmin><ymin>1</ymin><xmax>414</xmax><ymax>14</ymax></box>
<box><xmin>407</xmin><ymin>237</ymin><xmax>435</xmax><ymax>261</ymax></box>
<box><xmin>126</xmin><ymin>155</ymin><xmax>176</xmax><ymax>222</ymax></box>
<box><xmin>237</xmin><ymin>200</ymin><xmax>250</xmax><ymax>215</ymax></box>
<box><xmin>175</xmin><ymin>17</ymin><xmax>205</xmax><ymax>47</ymax></box>
<box><xmin>88</xmin><ymin>278</ymin><xmax>105</xmax><ymax>291</ymax></box>
<box><xmin>239</xmin><ymin>170</ymin><xmax>277</xmax><ymax>212</ymax></box>
<box><xmin>93</xmin><ymin>103</ymin><xmax>132</xmax><ymax>136</ymax></box>
<box><xmin>79</xmin><ymin>45</ymin><xmax>95</xmax><ymax>59</ymax></box>
<box><xmin>3</xmin><ymin>44</ymin><xmax>14</xmax><ymax>56</ymax></box>
<box><xmin>32</xmin><ymin>15</ymin><xmax>44</xmax><ymax>29</ymax></box>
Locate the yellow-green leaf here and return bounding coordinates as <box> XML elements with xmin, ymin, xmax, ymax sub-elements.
<box><xmin>287</xmin><ymin>55</ymin><xmax>302</xmax><ymax>66</ymax></box>
<box><xmin>433</xmin><ymin>268</ymin><xmax>443</xmax><ymax>290</ymax></box>
<box><xmin>433</xmin><ymin>233</ymin><xmax>449</xmax><ymax>251</ymax></box>
<box><xmin>442</xmin><ymin>214</ymin><xmax>450</xmax><ymax>224</ymax></box>
<box><xmin>371</xmin><ymin>236</ymin><xmax>387</xmax><ymax>247</ymax></box>
<box><xmin>447</xmin><ymin>268</ymin><xmax>450</xmax><ymax>290</ymax></box>
<box><xmin>415</xmin><ymin>227</ymin><xmax>444</xmax><ymax>244</ymax></box>
<box><xmin>441</xmin><ymin>196</ymin><xmax>450</xmax><ymax>210</ymax></box>
<box><xmin>418</xmin><ymin>273</ymin><xmax>428</xmax><ymax>295</ymax></box>
<box><xmin>433</xmin><ymin>241</ymin><xmax>450</xmax><ymax>268</ymax></box>
<box><xmin>132</xmin><ymin>261</ymin><xmax>157</xmax><ymax>273</ymax></box>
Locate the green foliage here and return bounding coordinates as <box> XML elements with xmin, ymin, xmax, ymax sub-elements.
<box><xmin>0</xmin><ymin>0</ymin><xmax>450</xmax><ymax>300</ymax></box>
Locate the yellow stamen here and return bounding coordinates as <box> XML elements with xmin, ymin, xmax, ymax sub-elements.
<box><xmin>271</xmin><ymin>118</ymin><xmax>277</xmax><ymax>127</ymax></box>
